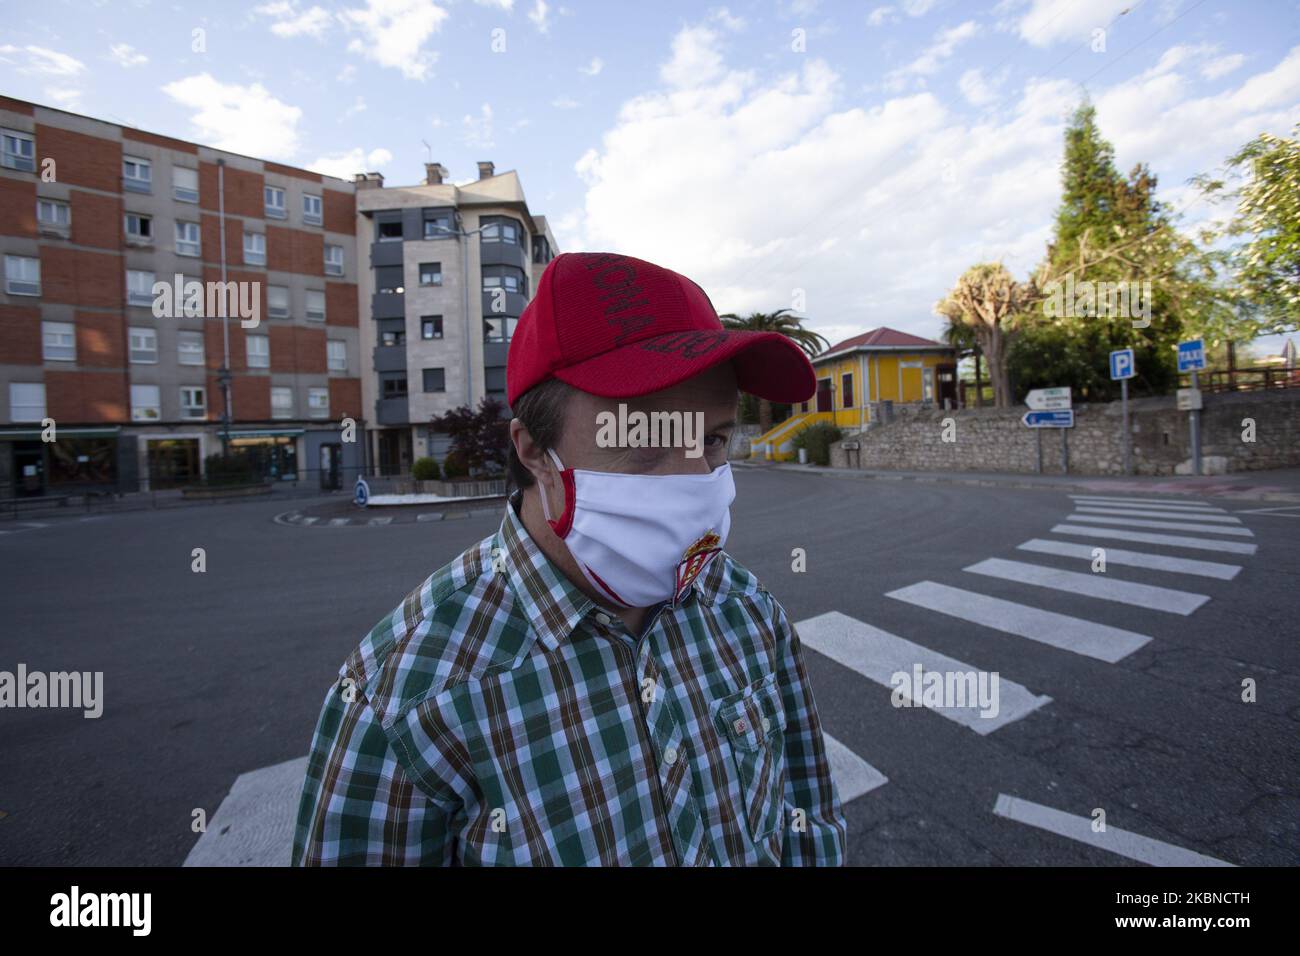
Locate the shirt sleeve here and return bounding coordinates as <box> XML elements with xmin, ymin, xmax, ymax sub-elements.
<box><xmin>767</xmin><ymin>593</ymin><xmax>848</xmax><ymax>866</ymax></box>
<box><xmin>291</xmin><ymin>674</ymin><xmax>459</xmax><ymax>866</ymax></box>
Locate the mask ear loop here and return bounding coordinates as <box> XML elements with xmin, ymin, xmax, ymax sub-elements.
<box><xmin>539</xmin><ymin>448</ymin><xmax>566</xmax><ymax>524</ymax></box>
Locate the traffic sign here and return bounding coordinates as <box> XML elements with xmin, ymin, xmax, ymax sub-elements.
<box><xmin>354</xmin><ymin>476</ymin><xmax>370</xmax><ymax>507</ymax></box>
<box><xmin>1177</xmin><ymin>338</ymin><xmax>1206</xmax><ymax>372</ymax></box>
<box><xmin>1110</xmin><ymin>348</ymin><xmax>1136</xmax><ymax>380</ymax></box>
<box><xmin>1026</xmin><ymin>387</ymin><xmax>1072</xmax><ymax>411</ymax></box>
<box><xmin>1176</xmin><ymin>388</ymin><xmax>1203</xmax><ymax>411</ymax></box>
<box><xmin>1022</xmin><ymin>410</ymin><xmax>1075</xmax><ymax>428</ymax></box>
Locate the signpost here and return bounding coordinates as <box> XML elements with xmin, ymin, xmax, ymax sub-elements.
<box><xmin>1110</xmin><ymin>348</ymin><xmax>1136</xmax><ymax>475</ymax></box>
<box><xmin>1021</xmin><ymin>394</ymin><xmax>1074</xmax><ymax>474</ymax></box>
<box><xmin>1177</xmin><ymin>338</ymin><xmax>1206</xmax><ymax>476</ymax></box>
<box><xmin>1026</xmin><ymin>387</ymin><xmax>1072</xmax><ymax>411</ymax></box>
<box><xmin>1021</xmin><ymin>410</ymin><xmax>1075</xmax><ymax>428</ymax></box>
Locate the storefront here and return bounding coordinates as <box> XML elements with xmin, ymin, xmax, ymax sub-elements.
<box><xmin>0</xmin><ymin>427</ymin><xmax>133</xmax><ymax>498</ymax></box>
<box><xmin>228</xmin><ymin>429</ymin><xmax>302</xmax><ymax>482</ymax></box>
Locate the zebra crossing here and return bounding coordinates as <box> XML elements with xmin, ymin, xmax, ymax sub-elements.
<box><xmin>804</xmin><ymin>492</ymin><xmax>1251</xmax><ymax>867</ymax></box>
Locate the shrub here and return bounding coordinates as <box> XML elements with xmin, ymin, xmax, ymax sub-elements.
<box><xmin>412</xmin><ymin>456</ymin><xmax>441</xmax><ymax>481</ymax></box>
<box><xmin>442</xmin><ymin>450</ymin><xmax>469</xmax><ymax>479</ymax></box>
<box><xmin>791</xmin><ymin>422</ymin><xmax>843</xmax><ymax>466</ymax></box>
<box><xmin>203</xmin><ymin>453</ymin><xmax>258</xmax><ymax>486</ymax></box>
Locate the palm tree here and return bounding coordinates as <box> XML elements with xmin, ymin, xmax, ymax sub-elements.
<box><xmin>941</xmin><ymin>318</ymin><xmax>984</xmax><ymax>408</ymax></box>
<box><xmin>719</xmin><ymin>309</ymin><xmax>829</xmax><ymax>433</ymax></box>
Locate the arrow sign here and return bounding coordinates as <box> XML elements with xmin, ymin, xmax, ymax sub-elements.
<box><xmin>1022</xmin><ymin>409</ymin><xmax>1075</xmax><ymax>428</ymax></box>
<box><xmin>1026</xmin><ymin>387</ymin><xmax>1072</xmax><ymax>411</ymax></box>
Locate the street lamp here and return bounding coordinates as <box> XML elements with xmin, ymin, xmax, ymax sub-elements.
<box><xmin>428</xmin><ymin>220</ymin><xmax>490</xmax><ymax>406</ymax></box>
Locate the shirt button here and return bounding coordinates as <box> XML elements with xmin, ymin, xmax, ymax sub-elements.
<box><xmin>733</xmin><ymin>718</ymin><xmax>747</xmax><ymax>734</ymax></box>
<box><xmin>664</xmin><ymin>747</ymin><xmax>678</xmax><ymax>765</ymax></box>
<box><xmin>761</xmin><ymin>717</ymin><xmax>771</xmax><ymax>733</ymax></box>
<box><xmin>595</xmin><ymin>612</ymin><xmax>611</xmax><ymax>626</ymax></box>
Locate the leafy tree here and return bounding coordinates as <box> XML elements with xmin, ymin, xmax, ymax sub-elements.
<box><xmin>935</xmin><ymin>263</ymin><xmax>1031</xmax><ymax>408</ymax></box>
<box><xmin>1195</xmin><ymin>123</ymin><xmax>1300</xmax><ymax>334</ymax></box>
<box><xmin>429</xmin><ymin>397</ymin><xmax>509</xmax><ymax>477</ymax></box>
<box><xmin>719</xmin><ymin>309</ymin><xmax>829</xmax><ymax>432</ymax></box>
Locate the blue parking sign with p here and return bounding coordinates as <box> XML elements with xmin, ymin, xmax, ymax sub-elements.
<box><xmin>1110</xmin><ymin>348</ymin><xmax>1135</xmax><ymax>381</ymax></box>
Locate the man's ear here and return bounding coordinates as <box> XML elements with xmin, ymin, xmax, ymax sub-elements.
<box><xmin>510</xmin><ymin>418</ymin><xmax>551</xmax><ymax>487</ymax></box>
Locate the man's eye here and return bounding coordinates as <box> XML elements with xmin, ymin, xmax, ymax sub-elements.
<box><xmin>704</xmin><ymin>434</ymin><xmax>726</xmax><ymax>447</ymax></box>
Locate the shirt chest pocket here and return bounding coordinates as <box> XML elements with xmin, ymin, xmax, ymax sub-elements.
<box><xmin>710</xmin><ymin>671</ymin><xmax>789</xmax><ymax>847</ymax></box>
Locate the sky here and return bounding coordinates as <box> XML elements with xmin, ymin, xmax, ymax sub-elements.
<box><xmin>2</xmin><ymin>0</ymin><xmax>1298</xmax><ymax>353</ymax></box>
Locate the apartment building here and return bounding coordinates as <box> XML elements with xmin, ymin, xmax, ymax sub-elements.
<box><xmin>354</xmin><ymin>161</ymin><xmax>558</xmax><ymax>475</ymax></box>
<box><xmin>0</xmin><ymin>95</ymin><xmax>364</xmax><ymax>497</ymax></box>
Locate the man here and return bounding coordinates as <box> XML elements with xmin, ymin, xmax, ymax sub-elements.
<box><xmin>292</xmin><ymin>252</ymin><xmax>846</xmax><ymax>866</ymax></box>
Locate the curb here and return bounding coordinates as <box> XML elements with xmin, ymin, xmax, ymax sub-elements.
<box><xmin>274</xmin><ymin>506</ymin><xmax>505</xmax><ymax>527</ymax></box>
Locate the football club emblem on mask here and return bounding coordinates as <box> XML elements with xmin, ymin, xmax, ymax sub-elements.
<box><xmin>673</xmin><ymin>530</ymin><xmax>722</xmax><ymax>605</ymax></box>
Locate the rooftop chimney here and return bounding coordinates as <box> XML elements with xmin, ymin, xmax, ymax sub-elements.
<box><xmin>424</xmin><ymin>162</ymin><xmax>447</xmax><ymax>185</ymax></box>
<box><xmin>477</xmin><ymin>161</ymin><xmax>495</xmax><ymax>180</ymax></box>
<box><xmin>353</xmin><ymin>171</ymin><xmax>385</xmax><ymax>189</ymax></box>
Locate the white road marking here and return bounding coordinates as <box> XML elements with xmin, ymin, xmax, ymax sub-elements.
<box><xmin>300</xmin><ymin>517</ymin><xmax>318</xmax><ymax>525</ymax></box>
<box><xmin>1069</xmin><ymin>495</ymin><xmax>1219</xmax><ymax>510</ymax></box>
<box><xmin>1074</xmin><ymin>505</ymin><xmax>1242</xmax><ymax>524</ymax></box>
<box><xmin>368</xmin><ymin>517</ymin><xmax>393</xmax><ymax>525</ymax></box>
<box><xmin>1052</xmin><ymin>524</ymin><xmax>1258</xmax><ymax>555</ymax></box>
<box><xmin>885</xmin><ymin>581</ymin><xmax>1151</xmax><ymax>663</ymax></box>
<box><xmin>963</xmin><ymin>558</ymin><xmax>1209</xmax><ymax>615</ymax></box>
<box><xmin>1067</xmin><ymin>514</ymin><xmax>1254</xmax><ymax>537</ymax></box>
<box><xmin>992</xmin><ymin>794</ymin><xmax>1234</xmax><ymax>867</ymax></box>
<box><xmin>821</xmin><ymin>732</ymin><xmax>889</xmax><ymax>802</ymax></box>
<box><xmin>1017</xmin><ymin>539</ymin><xmax>1242</xmax><ymax>580</ymax></box>
<box><xmin>1233</xmin><ymin>505</ymin><xmax>1300</xmax><ymax>517</ymax></box>
<box><xmin>796</xmin><ymin>610</ymin><xmax>1051</xmax><ymax>734</ymax></box>
<box><xmin>328</xmin><ymin>518</ymin><xmax>349</xmax><ymax>526</ymax></box>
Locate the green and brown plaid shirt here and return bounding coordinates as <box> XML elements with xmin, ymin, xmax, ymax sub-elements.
<box><xmin>291</xmin><ymin>493</ymin><xmax>846</xmax><ymax>866</ymax></box>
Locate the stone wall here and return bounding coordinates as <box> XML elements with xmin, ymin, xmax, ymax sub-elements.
<box><xmin>828</xmin><ymin>389</ymin><xmax>1300</xmax><ymax>476</ymax></box>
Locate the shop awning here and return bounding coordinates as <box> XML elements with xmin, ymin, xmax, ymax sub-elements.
<box><xmin>228</xmin><ymin>429</ymin><xmax>306</xmax><ymax>438</ymax></box>
<box><xmin>0</xmin><ymin>426</ymin><xmax>122</xmax><ymax>440</ymax></box>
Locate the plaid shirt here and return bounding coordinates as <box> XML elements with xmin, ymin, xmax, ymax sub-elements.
<box><xmin>292</xmin><ymin>493</ymin><xmax>846</xmax><ymax>866</ymax></box>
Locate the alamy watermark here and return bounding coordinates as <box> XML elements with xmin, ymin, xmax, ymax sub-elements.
<box><xmin>891</xmin><ymin>664</ymin><xmax>1000</xmax><ymax>718</ymax></box>
<box><xmin>595</xmin><ymin>404</ymin><xmax>708</xmax><ymax>459</ymax></box>
<box><xmin>1</xmin><ymin>664</ymin><xmax>103</xmax><ymax>718</ymax></box>
<box><xmin>151</xmin><ymin>273</ymin><xmax>261</xmax><ymax>328</ymax></box>
<box><xmin>1042</xmin><ymin>275</ymin><xmax>1152</xmax><ymax>329</ymax></box>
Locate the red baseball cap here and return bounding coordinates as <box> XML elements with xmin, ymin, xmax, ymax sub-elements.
<box><xmin>506</xmin><ymin>252</ymin><xmax>817</xmax><ymax>406</ymax></box>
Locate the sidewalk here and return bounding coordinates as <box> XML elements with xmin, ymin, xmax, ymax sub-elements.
<box><xmin>732</xmin><ymin>460</ymin><xmax>1300</xmax><ymax>502</ymax></box>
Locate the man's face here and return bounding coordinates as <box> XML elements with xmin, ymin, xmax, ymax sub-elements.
<box><xmin>553</xmin><ymin>362</ymin><xmax>739</xmax><ymax>476</ymax></box>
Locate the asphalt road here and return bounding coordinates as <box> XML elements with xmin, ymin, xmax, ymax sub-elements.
<box><xmin>1</xmin><ymin>468</ymin><xmax>1297</xmax><ymax>865</ymax></box>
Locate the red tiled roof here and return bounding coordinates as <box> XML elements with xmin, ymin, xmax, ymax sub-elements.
<box><xmin>822</xmin><ymin>327</ymin><xmax>947</xmax><ymax>353</ymax></box>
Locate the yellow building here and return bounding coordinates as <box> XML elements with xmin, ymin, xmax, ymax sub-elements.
<box><xmin>751</xmin><ymin>327</ymin><xmax>957</xmax><ymax>460</ymax></box>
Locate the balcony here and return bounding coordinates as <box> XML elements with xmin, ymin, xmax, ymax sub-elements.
<box><xmin>375</xmin><ymin>396</ymin><xmax>409</xmax><ymax>426</ymax></box>
<box><xmin>480</xmin><ymin>238</ymin><xmax>527</xmax><ymax>270</ymax></box>
<box><xmin>373</xmin><ymin>345</ymin><xmax>407</xmax><ymax>373</ymax></box>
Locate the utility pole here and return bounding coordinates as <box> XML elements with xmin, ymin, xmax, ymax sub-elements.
<box><xmin>217</xmin><ymin>159</ymin><xmax>232</xmax><ymax>458</ymax></box>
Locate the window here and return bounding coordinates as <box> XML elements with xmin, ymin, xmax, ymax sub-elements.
<box><xmin>422</xmin><ymin>368</ymin><xmax>446</xmax><ymax>393</ymax></box>
<box><xmin>264</xmin><ymin>185</ymin><xmax>286</xmax><ymax>219</ymax></box>
<box><xmin>308</xmin><ymin>387</ymin><xmax>329</xmax><ymax>419</ymax></box>
<box><xmin>324</xmin><ymin>244</ymin><xmax>344</xmax><ymax>276</ymax></box>
<box><xmin>532</xmin><ymin>235</ymin><xmax>551</xmax><ymax>264</ymax></box>
<box><xmin>483</xmin><ymin>268</ymin><xmax>524</xmax><ymax>294</ymax></box>
<box><xmin>377</xmin><ymin>219</ymin><xmax>403</xmax><ymax>242</ymax></box>
<box><xmin>173</xmin><ymin>166</ymin><xmax>199</xmax><ymax>203</ymax></box>
<box><xmin>271</xmin><ymin>387</ymin><xmax>293</xmax><ymax>419</ymax></box>
<box><xmin>923</xmin><ymin>367</ymin><xmax>935</xmax><ymax>403</ymax></box>
<box><xmin>180</xmin><ymin>386</ymin><xmax>206</xmax><ymax>420</ymax></box>
<box><xmin>9</xmin><ymin>383</ymin><xmax>45</xmax><ymax>421</ymax></box>
<box><xmin>42</xmin><ymin>321</ymin><xmax>76</xmax><ymax>361</ymax></box>
<box><xmin>327</xmin><ymin>339</ymin><xmax>347</xmax><ymax>372</ymax></box>
<box><xmin>177</xmin><ymin>331</ymin><xmax>205</xmax><ymax>366</ymax></box>
<box><xmin>267</xmin><ymin>285</ymin><xmax>289</xmax><ymax>319</ymax></box>
<box><xmin>1</xmin><ymin>128</ymin><xmax>35</xmax><ymax>172</ymax></box>
<box><xmin>37</xmin><ymin>199</ymin><xmax>70</xmax><ymax>230</ymax></box>
<box><xmin>481</xmin><ymin>219</ymin><xmax>520</xmax><ymax>244</ymax></box>
<box><xmin>129</xmin><ymin>327</ymin><xmax>158</xmax><ymax>363</ymax></box>
<box><xmin>382</xmin><ymin>377</ymin><xmax>408</xmax><ymax>398</ymax></box>
<box><xmin>175</xmin><ymin>220</ymin><xmax>200</xmax><ymax>257</ymax></box>
<box><xmin>381</xmin><ymin>329</ymin><xmax>405</xmax><ymax>347</ymax></box>
<box><xmin>126</xmin><ymin>269</ymin><xmax>156</xmax><ymax>307</ymax></box>
<box><xmin>130</xmin><ymin>384</ymin><xmax>161</xmax><ymax>421</ymax></box>
<box><xmin>375</xmin><ymin>266</ymin><xmax>404</xmax><ymax>294</ymax></box>
<box><xmin>246</xmin><ymin>334</ymin><xmax>269</xmax><ymax>368</ymax></box>
<box><xmin>841</xmin><ymin>372</ymin><xmax>853</xmax><ymax>409</ymax></box>
<box><xmin>423</xmin><ymin>214</ymin><xmax>451</xmax><ymax>239</ymax></box>
<box><xmin>419</xmin><ymin>262</ymin><xmax>442</xmax><ymax>286</ymax></box>
<box><xmin>125</xmin><ymin>212</ymin><xmax>152</xmax><ymax>242</ymax></box>
<box><xmin>303</xmin><ymin>194</ymin><xmax>322</xmax><ymax>225</ymax></box>
<box><xmin>243</xmin><ymin>231</ymin><xmax>266</xmax><ymax>266</ymax></box>
<box><xmin>484</xmin><ymin>316</ymin><xmax>516</xmax><ymax>343</ymax></box>
<box><xmin>305</xmin><ymin>289</ymin><xmax>326</xmax><ymax>322</ymax></box>
<box><xmin>4</xmin><ymin>255</ymin><xmax>40</xmax><ymax>295</ymax></box>
<box><xmin>123</xmin><ymin>156</ymin><xmax>152</xmax><ymax>193</ymax></box>
<box><xmin>421</xmin><ymin>316</ymin><xmax>443</xmax><ymax>340</ymax></box>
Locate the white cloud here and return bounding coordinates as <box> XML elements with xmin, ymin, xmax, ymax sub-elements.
<box><xmin>563</xmin><ymin>24</ymin><xmax>1300</xmax><ymax>343</ymax></box>
<box><xmin>44</xmin><ymin>87</ymin><xmax>83</xmax><ymax>110</ymax></box>
<box><xmin>1015</xmin><ymin>0</ymin><xmax>1132</xmax><ymax>47</ymax></box>
<box><xmin>161</xmin><ymin>73</ymin><xmax>303</xmax><ymax>160</ymax></box>
<box><xmin>552</xmin><ymin>96</ymin><xmax>579</xmax><ymax>109</ymax></box>
<box><xmin>903</xmin><ymin>0</ymin><xmax>935</xmax><ymax>15</ymax></box>
<box><xmin>885</xmin><ymin>20</ymin><xmax>979</xmax><ymax>90</ymax></box>
<box><xmin>307</xmin><ymin>146</ymin><xmax>392</xmax><ymax>180</ymax></box>
<box><xmin>340</xmin><ymin>0</ymin><xmax>449</xmax><ymax>80</ymax></box>
<box><xmin>958</xmin><ymin>67</ymin><xmax>1005</xmax><ymax>107</ymax></box>
<box><xmin>867</xmin><ymin>1</ymin><xmax>931</xmax><ymax>27</ymax></box>
<box><xmin>255</xmin><ymin>1</ymin><xmax>333</xmax><ymax>38</ymax></box>
<box><xmin>108</xmin><ymin>43</ymin><xmax>148</xmax><ymax>67</ymax></box>
<box><xmin>0</xmin><ymin>44</ymin><xmax>86</xmax><ymax>77</ymax></box>
<box><xmin>711</xmin><ymin>7</ymin><xmax>745</xmax><ymax>31</ymax></box>
<box><xmin>867</xmin><ymin>7</ymin><xmax>895</xmax><ymax>28</ymax></box>
<box><xmin>528</xmin><ymin>0</ymin><xmax>550</xmax><ymax>33</ymax></box>
<box><xmin>475</xmin><ymin>0</ymin><xmax>514</xmax><ymax>8</ymax></box>
<box><xmin>579</xmin><ymin>56</ymin><xmax>603</xmax><ymax>76</ymax></box>
<box><xmin>462</xmin><ymin>102</ymin><xmax>494</xmax><ymax>147</ymax></box>
<box><xmin>337</xmin><ymin>63</ymin><xmax>358</xmax><ymax>83</ymax></box>
<box><xmin>1202</xmin><ymin>53</ymin><xmax>1245</xmax><ymax>80</ymax></box>
<box><xmin>343</xmin><ymin>95</ymin><xmax>367</xmax><ymax>118</ymax></box>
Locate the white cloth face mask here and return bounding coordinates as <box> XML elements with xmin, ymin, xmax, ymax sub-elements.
<box><xmin>539</xmin><ymin>448</ymin><xmax>735</xmax><ymax>608</ymax></box>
